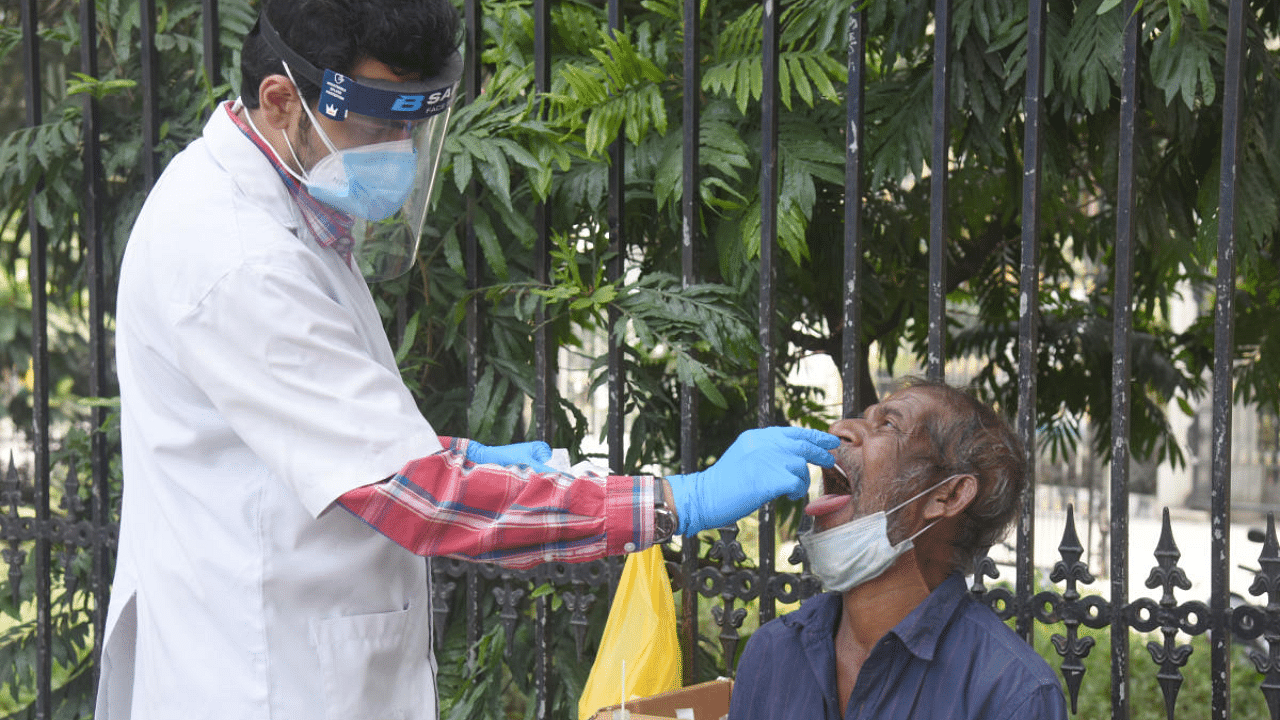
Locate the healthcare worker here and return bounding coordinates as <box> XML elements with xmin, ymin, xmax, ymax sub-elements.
<box><xmin>97</xmin><ymin>1</ymin><xmax>839</xmax><ymax>719</ymax></box>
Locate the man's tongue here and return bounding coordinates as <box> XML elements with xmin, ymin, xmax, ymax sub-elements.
<box><xmin>805</xmin><ymin>493</ymin><xmax>852</xmax><ymax>517</ymax></box>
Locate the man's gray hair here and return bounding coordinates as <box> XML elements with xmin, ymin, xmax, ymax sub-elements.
<box><xmin>894</xmin><ymin>377</ymin><xmax>1026</xmax><ymax>574</ymax></box>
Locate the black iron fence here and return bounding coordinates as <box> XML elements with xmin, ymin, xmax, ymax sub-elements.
<box><xmin>5</xmin><ymin>0</ymin><xmax>1279</xmax><ymax>719</ymax></box>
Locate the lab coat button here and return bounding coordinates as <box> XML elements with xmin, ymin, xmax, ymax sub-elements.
<box><xmin>623</xmin><ymin>542</ymin><xmax>636</xmax><ymax>552</ymax></box>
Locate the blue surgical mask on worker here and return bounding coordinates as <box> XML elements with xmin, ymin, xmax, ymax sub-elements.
<box><xmin>253</xmin><ymin>11</ymin><xmax>460</xmax><ymax>281</ymax></box>
<box><xmin>798</xmin><ymin>475</ymin><xmax>953</xmax><ymax>592</ymax></box>
<box><xmin>278</xmin><ymin>65</ymin><xmax>417</xmax><ymax>222</ymax></box>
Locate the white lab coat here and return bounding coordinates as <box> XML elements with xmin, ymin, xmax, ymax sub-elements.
<box><xmin>98</xmin><ymin>100</ymin><xmax>445</xmax><ymax>720</ymax></box>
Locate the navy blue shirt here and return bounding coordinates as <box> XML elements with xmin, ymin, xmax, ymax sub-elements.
<box><xmin>729</xmin><ymin>574</ymin><xmax>1067</xmax><ymax>720</ymax></box>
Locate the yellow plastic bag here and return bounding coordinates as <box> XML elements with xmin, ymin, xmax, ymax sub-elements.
<box><xmin>578</xmin><ymin>544</ymin><xmax>682</xmax><ymax>720</ymax></box>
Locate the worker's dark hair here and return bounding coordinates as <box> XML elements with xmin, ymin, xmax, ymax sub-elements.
<box><xmin>891</xmin><ymin>377</ymin><xmax>1027</xmax><ymax>574</ymax></box>
<box><xmin>240</xmin><ymin>0</ymin><xmax>461</xmax><ymax>109</ymax></box>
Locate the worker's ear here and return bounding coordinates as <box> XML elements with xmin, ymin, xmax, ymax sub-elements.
<box><xmin>921</xmin><ymin>474</ymin><xmax>977</xmax><ymax>521</ymax></box>
<box><xmin>256</xmin><ymin>74</ymin><xmax>301</xmax><ymax>130</ymax></box>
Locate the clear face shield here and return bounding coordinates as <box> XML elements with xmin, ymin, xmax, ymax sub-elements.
<box><xmin>259</xmin><ymin>12</ymin><xmax>461</xmax><ymax>282</ymax></box>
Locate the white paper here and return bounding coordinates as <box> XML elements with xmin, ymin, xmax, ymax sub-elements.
<box><xmin>548</xmin><ymin>448</ymin><xmax>614</xmax><ymax>476</ymax></box>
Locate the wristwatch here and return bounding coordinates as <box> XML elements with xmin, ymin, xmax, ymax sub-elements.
<box><xmin>653</xmin><ymin>488</ymin><xmax>677</xmax><ymax>545</ymax></box>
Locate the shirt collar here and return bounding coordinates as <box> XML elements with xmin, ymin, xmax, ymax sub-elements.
<box><xmin>784</xmin><ymin>573</ymin><xmax>971</xmax><ymax>662</ymax></box>
<box><xmin>884</xmin><ymin>573</ymin><xmax>970</xmax><ymax>661</ymax></box>
<box><xmin>785</xmin><ymin>592</ymin><xmax>843</xmax><ymax>712</ymax></box>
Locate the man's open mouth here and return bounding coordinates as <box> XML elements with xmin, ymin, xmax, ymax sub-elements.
<box><xmin>805</xmin><ymin>463</ymin><xmax>854</xmax><ymax>519</ymax></box>
<box><xmin>821</xmin><ymin>464</ymin><xmax>851</xmax><ymax>496</ymax></box>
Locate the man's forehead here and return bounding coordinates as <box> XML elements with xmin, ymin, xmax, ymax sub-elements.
<box><xmin>881</xmin><ymin>385</ymin><xmax>944</xmax><ymax>418</ymax></box>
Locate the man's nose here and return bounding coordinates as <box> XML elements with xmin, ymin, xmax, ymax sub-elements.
<box><xmin>827</xmin><ymin>417</ymin><xmax>865</xmax><ymax>445</ymax></box>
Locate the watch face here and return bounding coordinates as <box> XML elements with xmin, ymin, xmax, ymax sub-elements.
<box><xmin>655</xmin><ymin>508</ymin><xmax>676</xmax><ymax>540</ymax></box>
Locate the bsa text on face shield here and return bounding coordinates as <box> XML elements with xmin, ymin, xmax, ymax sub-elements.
<box><xmin>391</xmin><ymin>87</ymin><xmax>454</xmax><ymax>114</ymax></box>
<box><xmin>390</xmin><ymin>87</ymin><xmax>453</xmax><ymax>116</ymax></box>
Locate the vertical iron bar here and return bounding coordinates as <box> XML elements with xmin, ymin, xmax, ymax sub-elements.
<box><xmin>202</xmin><ymin>0</ymin><xmax>220</xmax><ymax>89</ymax></box>
<box><xmin>757</xmin><ymin>0</ymin><xmax>779</xmax><ymax>431</ymax></box>
<box><xmin>139</xmin><ymin>0</ymin><xmax>161</xmax><ymax>188</ymax></box>
<box><xmin>927</xmin><ymin>0</ymin><xmax>950</xmax><ymax>382</ymax></box>
<box><xmin>606</xmin><ymin>0</ymin><xmax>625</xmax><ymax>474</ymax></box>
<box><xmin>1211</xmin><ymin>0</ymin><xmax>1245</xmax><ymax>716</ymax></box>
<box><xmin>603</xmin><ymin>0</ymin><xmax>627</xmax><ymax>632</ymax></box>
<box><xmin>463</xmin><ymin>0</ymin><xmax>483</xmax><ymax>429</ymax></box>
<box><xmin>22</xmin><ymin>0</ymin><xmax>52</xmax><ymax>712</ymax></box>
<box><xmin>756</xmin><ymin>0</ymin><xmax>781</xmax><ymax>625</ymax></box>
<box><xmin>1015</xmin><ymin>0</ymin><xmax>1046</xmax><ymax>643</ymax></box>
<box><xmin>80</xmin><ymin>0</ymin><xmax>110</xmax><ymax>712</ymax></box>
<box><xmin>532</xmin><ymin>2</ymin><xmax>552</xmax><ymax>715</ymax></box>
<box><xmin>842</xmin><ymin>8</ymin><xmax>865</xmax><ymax>419</ymax></box>
<box><xmin>460</xmin><ymin>0</ymin><xmax>483</xmax><ymax>671</ymax></box>
<box><xmin>465</xmin><ymin>567</ymin><xmax>480</xmax><ymax>668</ymax></box>
<box><xmin>534</xmin><ymin>593</ymin><xmax>549</xmax><ymax>720</ymax></box>
<box><xmin>1111</xmin><ymin>1</ymin><xmax>1141</xmax><ymax>716</ymax></box>
<box><xmin>604</xmin><ymin>0</ymin><xmax>631</xmax><ymax>622</ymax></box>
<box><xmin>679</xmin><ymin>0</ymin><xmax>701</xmax><ymax>684</ymax></box>
<box><xmin>532</xmin><ymin>0</ymin><xmax>552</xmax><ymax>442</ymax></box>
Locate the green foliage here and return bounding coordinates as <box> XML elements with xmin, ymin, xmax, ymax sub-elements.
<box><xmin>0</xmin><ymin>0</ymin><xmax>255</xmax><ymax>437</ymax></box>
<box><xmin>395</xmin><ymin>1</ymin><xmax>1278</xmax><ymax>708</ymax></box>
<box><xmin>0</xmin><ymin>1</ymin><xmax>250</xmax><ymax>716</ymax></box>
<box><xmin>434</xmin><ymin>573</ymin><xmax>617</xmax><ymax>720</ymax></box>
<box><xmin>0</xmin><ymin>0</ymin><xmax>1277</xmax><ymax>717</ymax></box>
<box><xmin>1024</xmin><ymin>619</ymin><xmax>1270</xmax><ymax>719</ymax></box>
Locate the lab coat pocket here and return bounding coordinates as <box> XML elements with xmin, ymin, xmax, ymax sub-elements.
<box><xmin>311</xmin><ymin>600</ymin><xmax>436</xmax><ymax>720</ymax></box>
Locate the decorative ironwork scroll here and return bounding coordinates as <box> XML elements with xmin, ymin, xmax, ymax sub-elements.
<box><xmin>1039</xmin><ymin>505</ymin><xmax>1104</xmax><ymax>713</ymax></box>
<box><xmin>1242</xmin><ymin>513</ymin><xmax>1280</xmax><ymax>720</ymax></box>
<box><xmin>1133</xmin><ymin>508</ymin><xmax>1197</xmax><ymax>720</ymax></box>
<box><xmin>705</xmin><ymin>525</ymin><xmax>751</xmax><ymax>674</ymax></box>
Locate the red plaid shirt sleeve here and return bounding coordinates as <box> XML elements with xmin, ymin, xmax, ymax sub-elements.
<box><xmin>337</xmin><ymin>437</ymin><xmax>658</xmax><ymax>569</ymax></box>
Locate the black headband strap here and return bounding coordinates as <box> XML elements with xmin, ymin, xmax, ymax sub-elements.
<box><xmin>257</xmin><ymin>10</ymin><xmax>324</xmax><ymax>86</ymax></box>
<box><xmin>254</xmin><ymin>10</ymin><xmax>462</xmax><ymax>121</ymax></box>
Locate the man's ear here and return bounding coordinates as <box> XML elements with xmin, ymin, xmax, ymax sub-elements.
<box><xmin>922</xmin><ymin>474</ymin><xmax>977</xmax><ymax>521</ymax></box>
<box><xmin>256</xmin><ymin>74</ymin><xmax>299</xmax><ymax>130</ymax></box>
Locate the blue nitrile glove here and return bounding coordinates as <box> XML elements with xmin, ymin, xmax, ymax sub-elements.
<box><xmin>665</xmin><ymin>426</ymin><xmax>840</xmax><ymax>536</ymax></box>
<box><xmin>465</xmin><ymin>440</ymin><xmax>558</xmax><ymax>474</ymax></box>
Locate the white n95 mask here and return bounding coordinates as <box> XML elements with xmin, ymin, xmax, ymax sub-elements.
<box><xmin>799</xmin><ymin>475</ymin><xmax>953</xmax><ymax>592</ymax></box>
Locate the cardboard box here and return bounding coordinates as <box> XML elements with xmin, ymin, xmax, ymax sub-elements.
<box><xmin>590</xmin><ymin>679</ymin><xmax>734</xmax><ymax>720</ymax></box>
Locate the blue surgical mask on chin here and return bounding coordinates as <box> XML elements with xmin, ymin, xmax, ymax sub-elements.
<box><xmin>798</xmin><ymin>475</ymin><xmax>954</xmax><ymax>592</ymax></box>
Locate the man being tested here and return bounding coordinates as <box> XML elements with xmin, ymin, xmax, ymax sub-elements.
<box><xmin>729</xmin><ymin>378</ymin><xmax>1067</xmax><ymax>720</ymax></box>
<box><xmin>96</xmin><ymin>1</ymin><xmax>838</xmax><ymax>718</ymax></box>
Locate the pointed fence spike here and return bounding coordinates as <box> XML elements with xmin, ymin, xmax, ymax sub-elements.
<box><xmin>1050</xmin><ymin>504</ymin><xmax>1094</xmax><ymax>597</ymax></box>
<box><xmin>1250</xmin><ymin>512</ymin><xmax>1280</xmax><ymax>606</ymax></box>
<box><xmin>1147</xmin><ymin>507</ymin><xmax>1192</xmax><ymax>600</ymax></box>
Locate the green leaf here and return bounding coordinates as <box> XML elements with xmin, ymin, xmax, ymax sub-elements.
<box><xmin>479</xmin><ymin>143</ymin><xmax>513</xmax><ymax>211</ymax></box>
<box><xmin>472</xmin><ymin>208</ymin><xmax>510</xmax><ymax>281</ymax></box>
<box><xmin>450</xmin><ymin>141</ymin><xmax>473</xmax><ymax>191</ymax></box>
<box><xmin>735</xmin><ymin>60</ymin><xmax>754</xmax><ymax>114</ymax></box>
<box><xmin>691</xmin><ymin>362</ymin><xmax>728</xmax><ymax>408</ymax></box>
<box><xmin>394</xmin><ymin>312</ymin><xmax>420</xmax><ymax>364</ymax></box>
<box><xmin>804</xmin><ymin>55</ymin><xmax>837</xmax><ymax>104</ymax></box>
<box><xmin>789</xmin><ymin>56</ymin><xmax>813</xmax><ymax>107</ymax></box>
<box><xmin>778</xmin><ymin>54</ymin><xmax>794</xmax><ymax>111</ymax></box>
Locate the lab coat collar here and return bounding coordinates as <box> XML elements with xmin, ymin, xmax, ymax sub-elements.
<box><xmin>203</xmin><ymin>99</ymin><xmax>302</xmax><ymax>233</ymax></box>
